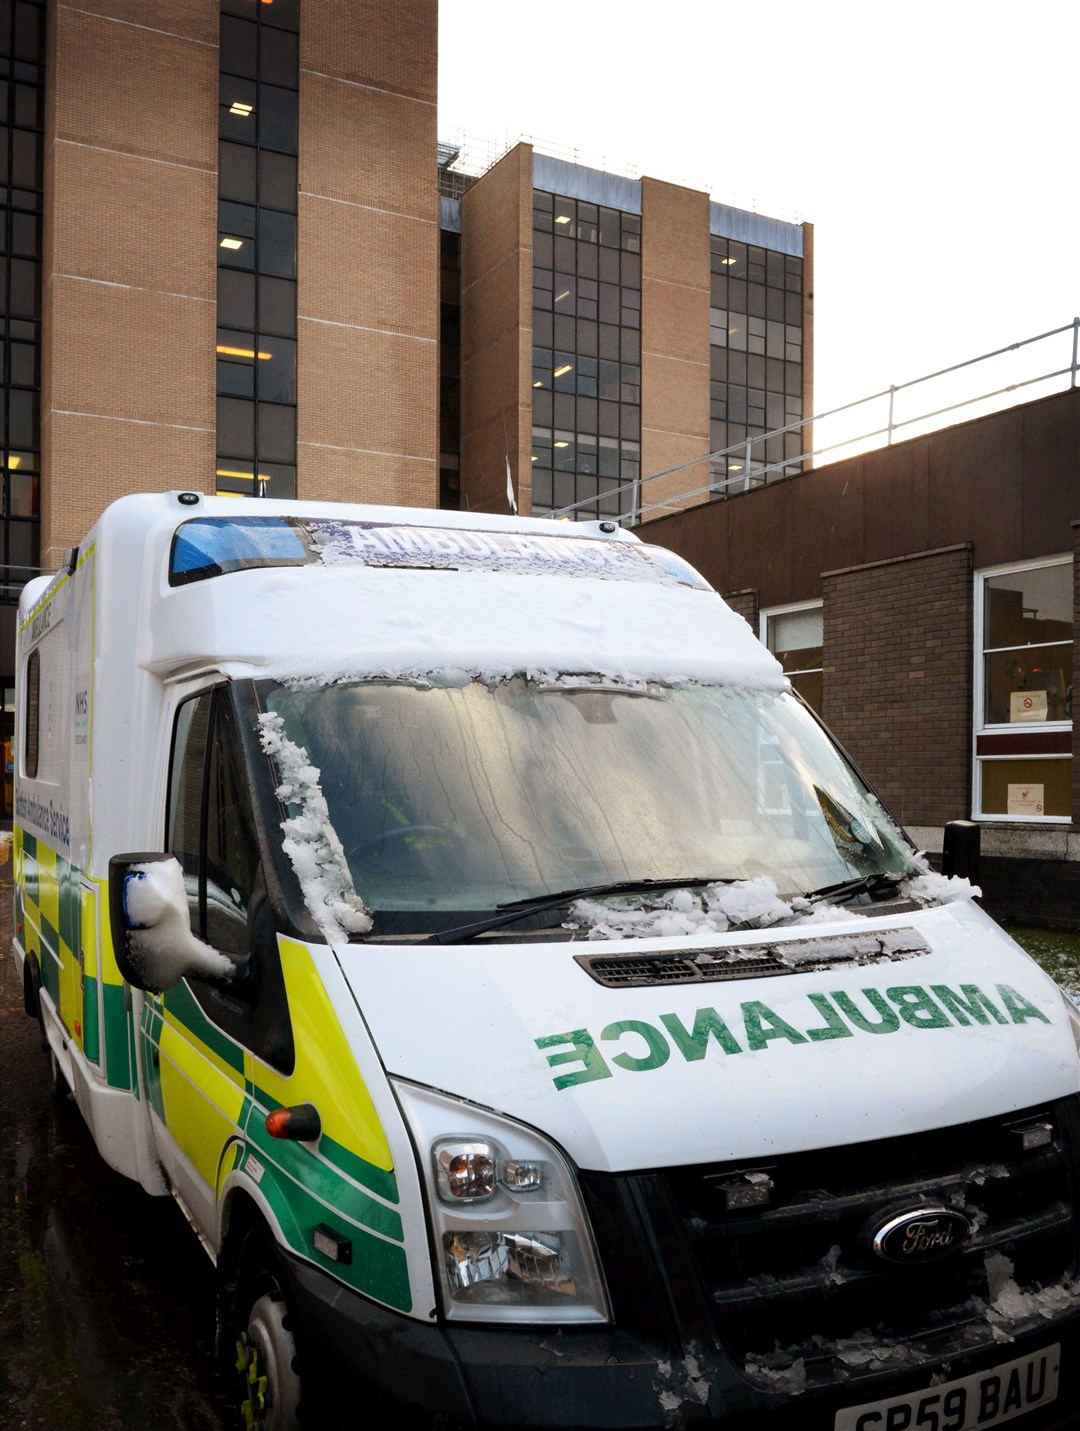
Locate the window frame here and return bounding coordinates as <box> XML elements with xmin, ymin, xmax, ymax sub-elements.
<box><xmin>972</xmin><ymin>554</ymin><xmax>1073</xmax><ymax>824</ymax></box>
<box><xmin>760</xmin><ymin>599</ymin><xmax>824</xmax><ymax>711</ymax></box>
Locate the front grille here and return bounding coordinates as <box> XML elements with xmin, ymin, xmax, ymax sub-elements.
<box><xmin>659</xmin><ymin>1098</ymin><xmax>1079</xmax><ymax>1389</ymax></box>
<box><xmin>576</xmin><ymin>927</ymin><xmax>930</xmax><ymax>989</ymax></box>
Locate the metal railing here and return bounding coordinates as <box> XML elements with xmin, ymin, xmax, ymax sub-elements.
<box><xmin>550</xmin><ymin>318</ymin><xmax>1080</xmax><ymax>525</ymax></box>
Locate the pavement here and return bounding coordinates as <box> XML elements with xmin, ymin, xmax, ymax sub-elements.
<box><xmin>0</xmin><ymin>862</ymin><xmax>233</xmax><ymax>1430</ymax></box>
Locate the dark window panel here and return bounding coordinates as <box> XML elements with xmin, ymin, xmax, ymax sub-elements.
<box><xmin>532</xmin><ymin>309</ymin><xmax>553</xmax><ymax>347</ymax></box>
<box><xmin>219</xmin><ymin>75</ymin><xmax>257</xmax><ymax>145</ymax></box>
<box><xmin>553</xmin><ymin>235</ymin><xmax>575</xmax><ymax>271</ymax></box>
<box><xmin>258</xmin><ymin>274</ymin><xmax>296</xmax><ymax>336</ymax></box>
<box><xmin>217</xmin><ymin>356</ymin><xmax>255</xmax><ymax>398</ymax></box>
<box><xmin>532</xmin><ymin>231</ymin><xmax>553</xmax><ymax>269</ymax></box>
<box><xmin>259</xmin><ymin>27</ymin><xmax>298</xmax><ymax>87</ymax></box>
<box><xmin>11</xmin><ymin>210</ymin><xmax>38</xmax><ymax>256</ymax></box>
<box><xmin>531</xmin><ymin>471</ymin><xmax>553</xmax><ymax>509</ymax></box>
<box><xmin>13</xmin><ymin>81</ymin><xmax>42</xmax><ymax>128</ymax></box>
<box><xmin>597</xmin><ymin>324</ymin><xmax>619</xmax><ymax>360</ymax></box>
<box><xmin>259</xmin><ymin>0</ymin><xmax>298</xmax><ymax>32</ymax></box>
<box><xmin>532</xmin><ymin>207</ymin><xmax>553</xmax><ymax>235</ymax></box>
<box><xmin>259</xmin><ymin>150</ymin><xmax>297</xmax><ymax>212</ymax></box>
<box><xmin>552</xmin><ymin>392</ymin><xmax>574</xmax><ymax>428</ymax></box>
<box><xmin>257</xmin><ymin>210</ymin><xmax>296</xmax><ymax>278</ymax></box>
<box><xmin>217</xmin><ymin>396</ymin><xmax>255</xmax><ymax>457</ymax></box>
<box><xmin>217</xmin><ymin>232</ymin><xmax>255</xmax><ymax>270</ymax></box>
<box><xmin>9</xmin><ymin>256</ymin><xmax>39</xmax><ymax>317</ymax></box>
<box><xmin>619</xmin><ymin>329</ymin><xmax>640</xmax><ymax>364</ymax></box>
<box><xmin>11</xmin><ymin>127</ymin><xmax>41</xmax><ymax>186</ymax></box>
<box><xmin>253</xmin><ymin>463</ymin><xmax>296</xmax><ymax>501</ymax></box>
<box><xmin>255</xmin><ymin>334</ymin><xmax>295</xmax><ymax>403</ymax></box>
<box><xmin>576</xmin><ymin>321</ymin><xmax>598</xmax><ymax>357</ymax></box>
<box><xmin>532</xmin><ymin>390</ymin><xmax>552</xmax><ymax>426</ymax></box>
<box><xmin>747</xmin><ymin>282</ymin><xmax>766</xmax><ymax>319</ymax></box>
<box><xmin>576</xmin><ymin>242</ymin><xmax>598</xmax><ymax>279</ymax></box>
<box><xmin>766</xmin><ymin>286</ymin><xmax>785</xmax><ymax>322</ymax></box>
<box><xmin>7</xmin><ymin>468</ymin><xmax>38</xmax><ymax>518</ymax></box>
<box><xmin>532</xmin><ymin>190</ymin><xmax>553</xmax><ymax>211</ymax></box>
<box><xmin>728</xmin><ymin>350</ymin><xmax>747</xmax><ymax>385</ymax></box>
<box><xmin>219</xmin><ymin>200</ymin><xmax>257</xmax><ymax>239</ymax></box>
<box><xmin>13</xmin><ymin>2</ymin><xmax>44</xmax><ymax>62</ymax></box>
<box><xmin>620</xmin><ymin>214</ymin><xmax>641</xmax><ymax>253</ymax></box>
<box><xmin>10</xmin><ymin>189</ymin><xmax>41</xmax><ymax>212</ymax></box>
<box><xmin>597</xmin><ymin>207</ymin><xmax>619</xmax><ymax>248</ymax></box>
<box><xmin>8</xmin><ymin>387</ymin><xmax>37</xmax><ymax>445</ymax></box>
<box><xmin>785</xmin><ymin>291</ymin><xmax>802</xmax><ymax>326</ymax></box>
<box><xmin>221</xmin><ymin>0</ymin><xmax>260</xmax><ymax>19</ymax></box>
<box><xmin>552</xmin><ymin>312</ymin><xmax>575</xmax><ymax>349</ymax></box>
<box><xmin>621</xmin><ymin>251</ymin><xmax>640</xmax><ymax>289</ymax></box>
<box><xmin>219</xmin><ymin>141</ymin><xmax>257</xmax><ymax>203</ymax></box>
<box><xmin>577</xmin><ymin>396</ymin><xmax>597</xmax><ymax>430</ymax></box>
<box><xmin>258</xmin><ymin>83</ymin><xmax>297</xmax><ymax>154</ymax></box>
<box><xmin>220</xmin><ymin>15</ymin><xmax>257</xmax><ymax>78</ymax></box>
<box><xmin>597</xmin><ymin>246</ymin><xmax>619</xmax><ymax>284</ymax></box>
<box><xmin>764</xmin><ymin>356</ymin><xmax>783</xmax><ymax>390</ymax></box>
<box><xmin>9</xmin><ymin>339</ymin><xmax>37</xmax><ymax>385</ymax></box>
<box><xmin>218</xmin><ymin>268</ymin><xmax>256</xmax><ymax>329</ymax></box>
<box><xmin>784</xmin><ymin>362</ymin><xmax>802</xmax><ymax>396</ymax></box>
<box><xmin>727</xmin><ymin>277</ymin><xmax>747</xmax><ymax>314</ymax></box>
<box><xmin>256</xmin><ymin>400</ymin><xmax>295</xmax><ymax>462</ymax></box>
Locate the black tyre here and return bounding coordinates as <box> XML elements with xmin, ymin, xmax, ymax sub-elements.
<box><xmin>231</xmin><ymin>1228</ymin><xmax>304</xmax><ymax>1431</ymax></box>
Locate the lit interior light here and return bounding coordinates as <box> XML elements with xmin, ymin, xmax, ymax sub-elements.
<box><xmin>531</xmin><ymin>454</ymin><xmax>538</xmax><ymax>461</ymax></box>
<box><xmin>729</xmin><ymin>462</ymin><xmax>743</xmax><ymax>471</ymax></box>
<box><xmin>216</xmin><ymin>345</ymin><xmax>272</xmax><ymax>359</ymax></box>
<box><xmin>219</xmin><ymin>237</ymin><xmax>244</xmax><ymax>250</ymax></box>
<box><xmin>554</xmin><ymin>214</ymin><xmax>572</xmax><ymax>225</ymax></box>
<box><xmin>229</xmin><ymin>101</ymin><xmax>254</xmax><ymax>117</ymax></box>
<box><xmin>532</xmin><ymin>380</ymin><xmax>543</xmax><ymax>388</ymax></box>
<box><xmin>7</xmin><ymin>456</ymin><xmax>21</xmax><ymax>469</ymax></box>
<box><xmin>553</xmin><ymin>440</ymin><xmax>570</xmax><ymax>449</ymax></box>
<box><xmin>721</xmin><ymin>257</ymin><xmax>737</xmax><ymax>265</ymax></box>
<box><xmin>554</xmin><ymin>290</ymin><xmax>571</xmax><ymax>303</ymax></box>
<box><xmin>552</xmin><ymin>364</ymin><xmax>572</xmax><ymax>377</ymax></box>
<box><xmin>216</xmin><ymin>467</ymin><xmax>271</xmax><ymax>481</ymax></box>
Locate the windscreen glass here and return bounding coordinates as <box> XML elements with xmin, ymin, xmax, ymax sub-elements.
<box><xmin>260</xmin><ymin>678</ymin><xmax>916</xmax><ymax>933</ymax></box>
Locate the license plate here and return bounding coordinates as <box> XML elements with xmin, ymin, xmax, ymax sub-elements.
<box><xmin>834</xmin><ymin>1344</ymin><xmax>1059</xmax><ymax>1431</ymax></box>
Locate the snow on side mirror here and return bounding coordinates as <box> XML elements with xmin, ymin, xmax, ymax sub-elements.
<box><xmin>108</xmin><ymin>853</ymin><xmax>237</xmax><ymax>994</ymax></box>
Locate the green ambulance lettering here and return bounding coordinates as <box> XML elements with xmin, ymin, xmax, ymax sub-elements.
<box><xmin>830</xmin><ymin>989</ymin><xmax>901</xmax><ymax>1034</ymax></box>
<box><xmin>996</xmin><ymin>984</ymin><xmax>1052</xmax><ymax>1024</ymax></box>
<box><xmin>535</xmin><ymin>983</ymin><xmax>1054</xmax><ymax>1090</ymax></box>
<box><xmin>886</xmin><ymin>986</ymin><xmax>952</xmax><ymax>1029</ymax></box>
<box><xmin>740</xmin><ymin>1002</ymin><xmax>807</xmax><ymax>1050</ymax></box>
<box><xmin>930</xmin><ymin>984</ymin><xmax>1008</xmax><ymax>1026</ymax></box>
<box><xmin>601</xmin><ymin>1020</ymin><xmax>671</xmax><ymax>1072</ymax></box>
<box><xmin>660</xmin><ymin>1007</ymin><xmax>743</xmax><ymax>1058</ymax></box>
<box><xmin>535</xmin><ymin>1029</ymin><xmax>613</xmax><ymax>1090</ymax></box>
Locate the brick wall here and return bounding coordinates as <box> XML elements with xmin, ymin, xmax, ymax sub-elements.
<box><xmin>42</xmin><ymin>1</ymin><xmax>218</xmax><ymax>562</ymax></box>
<box><xmin>722</xmin><ymin>588</ymin><xmax>758</xmax><ymax>630</ymax></box>
<box><xmin>822</xmin><ymin>545</ymin><xmax>972</xmax><ymax>829</ymax></box>
<box><xmin>297</xmin><ymin>0</ymin><xmax>438</xmax><ymax>507</ymax></box>
<box><xmin>639</xmin><ymin>177</ymin><xmax>711</xmax><ymax>519</ymax></box>
<box><xmin>458</xmin><ymin>144</ymin><xmax>533</xmax><ymax>516</ymax></box>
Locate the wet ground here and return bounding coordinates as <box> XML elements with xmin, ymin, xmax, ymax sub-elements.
<box><xmin>0</xmin><ymin>866</ymin><xmax>234</xmax><ymax>1430</ymax></box>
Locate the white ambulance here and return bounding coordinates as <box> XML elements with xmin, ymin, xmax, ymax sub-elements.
<box><xmin>12</xmin><ymin>491</ymin><xmax>1080</xmax><ymax>1431</ymax></box>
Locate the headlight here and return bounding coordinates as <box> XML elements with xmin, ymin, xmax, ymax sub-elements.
<box><xmin>392</xmin><ymin>1079</ymin><xmax>610</xmax><ymax>1324</ymax></box>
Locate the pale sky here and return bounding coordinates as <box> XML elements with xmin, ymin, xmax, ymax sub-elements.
<box><xmin>439</xmin><ymin>1</ymin><xmax>1079</xmax><ymax>449</ymax></box>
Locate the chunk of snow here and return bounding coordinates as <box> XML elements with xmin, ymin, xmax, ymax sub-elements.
<box><xmin>258</xmin><ymin>711</ymin><xmax>373</xmax><ymax>944</ymax></box>
<box><xmin>123</xmin><ymin>858</ymin><xmax>236</xmax><ymax>990</ymax></box>
<box><xmin>903</xmin><ymin>871</ymin><xmax>981</xmax><ymax>904</ymax></box>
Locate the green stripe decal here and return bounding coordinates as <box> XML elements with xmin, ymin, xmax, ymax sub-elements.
<box><xmin>245</xmin><ymin>1115</ymin><xmax>404</xmax><ymax>1243</ymax></box>
<box><xmin>239</xmin><ymin>1145</ymin><xmax>412</xmax><ymax>1313</ymax></box>
<box><xmin>82</xmin><ymin>973</ymin><xmax>100</xmax><ymax>1064</ymax></box>
<box><xmin>163</xmin><ymin>981</ymin><xmax>246</xmax><ymax>1073</ymax></box>
<box><xmin>253</xmin><ymin>1086</ymin><xmax>400</xmax><ymax>1205</ymax></box>
<box><xmin>102</xmin><ymin>982</ymin><xmax>133</xmax><ymax>1090</ymax></box>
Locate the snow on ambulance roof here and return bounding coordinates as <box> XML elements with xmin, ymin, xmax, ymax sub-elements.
<box><xmin>153</xmin><ymin>511</ymin><xmax>785</xmax><ymax>691</ymax></box>
<box><xmin>169</xmin><ymin>513</ymin><xmax>711</xmax><ymax>590</ymax></box>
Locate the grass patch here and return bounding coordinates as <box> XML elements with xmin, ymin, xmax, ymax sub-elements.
<box><xmin>1001</xmin><ymin>921</ymin><xmax>1080</xmax><ymax>998</ymax></box>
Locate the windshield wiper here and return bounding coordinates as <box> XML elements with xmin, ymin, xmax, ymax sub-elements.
<box><xmin>802</xmin><ymin>871</ymin><xmax>904</xmax><ymax>906</ymax></box>
<box><xmin>424</xmin><ymin>877</ymin><xmax>727</xmax><ymax>946</ymax></box>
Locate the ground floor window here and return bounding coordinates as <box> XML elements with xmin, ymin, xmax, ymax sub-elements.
<box><xmin>974</xmin><ymin>556</ymin><xmax>1072</xmax><ymax>821</ymax></box>
<box><xmin>761</xmin><ymin>602</ymin><xmax>823</xmax><ymax>713</ymax></box>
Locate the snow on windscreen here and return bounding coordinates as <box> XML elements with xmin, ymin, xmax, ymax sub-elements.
<box><xmin>567</xmin><ymin>870</ymin><xmax>978</xmax><ymax>941</ymax></box>
<box><xmin>169</xmin><ymin>514</ymin><xmax>711</xmax><ymax>590</ymax></box>
<box><xmin>257</xmin><ymin>711</ymin><xmax>373</xmax><ymax>944</ymax></box>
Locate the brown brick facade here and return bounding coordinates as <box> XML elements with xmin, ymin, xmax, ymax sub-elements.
<box><xmin>42</xmin><ymin>1</ymin><xmax>218</xmax><ymax>563</ymax></box>
<box><xmin>297</xmin><ymin>3</ymin><xmax>438</xmax><ymax>506</ymax></box>
<box><xmin>822</xmin><ymin>545</ymin><xmax>973</xmax><ymax>829</ymax></box>
<box><xmin>640</xmin><ymin>178</ymin><xmax>711</xmax><ymax>517</ymax></box>
<box><xmin>1074</xmin><ymin>519</ymin><xmax>1080</xmax><ymax>831</ymax></box>
<box><xmin>722</xmin><ymin>588</ymin><xmax>758</xmax><ymax>629</ymax></box>
<box><xmin>458</xmin><ymin>144</ymin><xmax>532</xmax><ymax>517</ymax></box>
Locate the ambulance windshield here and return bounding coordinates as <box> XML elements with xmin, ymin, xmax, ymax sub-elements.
<box><xmin>259</xmin><ymin>677</ymin><xmax>918</xmax><ymax>935</ymax></box>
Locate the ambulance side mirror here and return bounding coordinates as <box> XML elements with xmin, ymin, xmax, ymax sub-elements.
<box><xmin>108</xmin><ymin>853</ymin><xmax>238</xmax><ymax>994</ymax></box>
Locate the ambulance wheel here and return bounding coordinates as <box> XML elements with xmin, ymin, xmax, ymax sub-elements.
<box><xmin>233</xmin><ymin>1230</ymin><xmax>304</xmax><ymax>1431</ymax></box>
